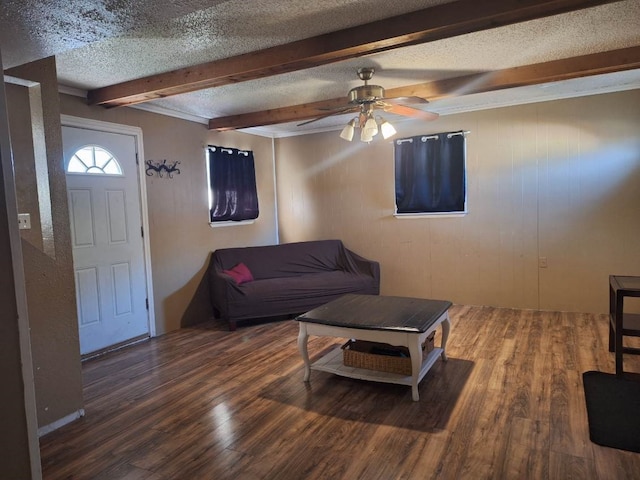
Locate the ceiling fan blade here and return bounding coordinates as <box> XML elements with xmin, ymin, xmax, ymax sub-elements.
<box><xmin>297</xmin><ymin>106</ymin><xmax>359</xmax><ymax>126</ymax></box>
<box><xmin>384</xmin><ymin>96</ymin><xmax>429</xmax><ymax>105</ymax></box>
<box><xmin>316</xmin><ymin>102</ymin><xmax>353</xmax><ymax>112</ymax></box>
<box><xmin>354</xmin><ymin>60</ymin><xmax>481</xmax><ymax>81</ymax></box>
<box><xmin>381</xmin><ymin>103</ymin><xmax>439</xmax><ymax>121</ymax></box>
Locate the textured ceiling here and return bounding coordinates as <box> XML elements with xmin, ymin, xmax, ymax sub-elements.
<box><xmin>2</xmin><ymin>0</ymin><xmax>640</xmax><ymax>137</ymax></box>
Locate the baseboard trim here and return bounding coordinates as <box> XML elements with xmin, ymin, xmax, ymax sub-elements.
<box><xmin>38</xmin><ymin>409</ymin><xmax>85</xmax><ymax>437</ymax></box>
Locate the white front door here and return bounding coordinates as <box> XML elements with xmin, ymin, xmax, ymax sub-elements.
<box><xmin>62</xmin><ymin>126</ymin><xmax>149</xmax><ymax>355</ymax></box>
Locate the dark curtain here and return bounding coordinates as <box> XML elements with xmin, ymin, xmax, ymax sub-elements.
<box><xmin>208</xmin><ymin>146</ymin><xmax>259</xmax><ymax>222</ymax></box>
<box><xmin>395</xmin><ymin>132</ymin><xmax>466</xmax><ymax>214</ymax></box>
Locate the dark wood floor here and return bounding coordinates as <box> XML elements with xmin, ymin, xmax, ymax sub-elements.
<box><xmin>40</xmin><ymin>305</ymin><xmax>640</xmax><ymax>479</ymax></box>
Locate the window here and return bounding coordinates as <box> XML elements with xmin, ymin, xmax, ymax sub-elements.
<box><xmin>67</xmin><ymin>145</ymin><xmax>122</xmax><ymax>175</ymax></box>
<box><xmin>394</xmin><ymin>130</ymin><xmax>467</xmax><ymax>216</ymax></box>
<box><xmin>207</xmin><ymin>146</ymin><xmax>259</xmax><ymax>223</ymax></box>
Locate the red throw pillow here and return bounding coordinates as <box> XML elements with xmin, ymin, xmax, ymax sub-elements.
<box><xmin>222</xmin><ymin>262</ymin><xmax>254</xmax><ymax>285</ymax></box>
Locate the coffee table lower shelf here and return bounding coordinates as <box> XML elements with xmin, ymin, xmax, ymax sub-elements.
<box><xmin>311</xmin><ymin>346</ymin><xmax>444</xmax><ymax>387</ymax></box>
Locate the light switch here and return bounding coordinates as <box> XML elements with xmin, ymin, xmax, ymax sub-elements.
<box><xmin>18</xmin><ymin>213</ymin><xmax>31</xmax><ymax>230</ymax></box>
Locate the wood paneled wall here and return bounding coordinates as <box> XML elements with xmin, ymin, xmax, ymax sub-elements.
<box><xmin>275</xmin><ymin>90</ymin><xmax>640</xmax><ymax>314</ymax></box>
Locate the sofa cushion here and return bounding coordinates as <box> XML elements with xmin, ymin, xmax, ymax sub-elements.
<box><xmin>225</xmin><ymin>271</ymin><xmax>378</xmax><ymax>321</ymax></box>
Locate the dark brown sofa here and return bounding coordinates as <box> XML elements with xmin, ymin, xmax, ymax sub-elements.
<box><xmin>209</xmin><ymin>240</ymin><xmax>380</xmax><ymax>330</ymax></box>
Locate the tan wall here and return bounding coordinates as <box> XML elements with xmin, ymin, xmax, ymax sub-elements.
<box><xmin>59</xmin><ymin>95</ymin><xmax>278</xmax><ymax>334</ymax></box>
<box><xmin>275</xmin><ymin>90</ymin><xmax>640</xmax><ymax>314</ymax></box>
<box><xmin>6</xmin><ymin>57</ymin><xmax>84</xmax><ymax>429</ymax></box>
<box><xmin>6</xmin><ymin>84</ymin><xmax>44</xmax><ymax>250</ymax></box>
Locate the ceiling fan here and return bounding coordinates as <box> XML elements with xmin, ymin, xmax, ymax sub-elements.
<box><xmin>300</xmin><ymin>67</ymin><xmax>439</xmax><ymax>142</ymax></box>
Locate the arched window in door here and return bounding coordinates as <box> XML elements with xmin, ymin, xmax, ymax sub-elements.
<box><xmin>67</xmin><ymin>145</ymin><xmax>123</xmax><ymax>175</ymax></box>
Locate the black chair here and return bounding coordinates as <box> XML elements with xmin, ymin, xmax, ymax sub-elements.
<box><xmin>609</xmin><ymin>275</ymin><xmax>640</xmax><ymax>376</ymax></box>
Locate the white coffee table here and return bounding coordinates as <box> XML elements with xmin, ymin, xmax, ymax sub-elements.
<box><xmin>296</xmin><ymin>294</ymin><xmax>451</xmax><ymax>401</ymax></box>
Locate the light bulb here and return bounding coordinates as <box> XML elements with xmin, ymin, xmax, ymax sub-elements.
<box><xmin>379</xmin><ymin>118</ymin><xmax>397</xmax><ymax>139</ymax></box>
<box><xmin>360</xmin><ymin>128</ymin><xmax>374</xmax><ymax>143</ymax></box>
<box><xmin>339</xmin><ymin>119</ymin><xmax>355</xmax><ymax>141</ymax></box>
<box><xmin>362</xmin><ymin>116</ymin><xmax>379</xmax><ymax>139</ymax></box>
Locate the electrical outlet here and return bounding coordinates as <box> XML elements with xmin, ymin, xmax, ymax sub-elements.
<box><xmin>539</xmin><ymin>256</ymin><xmax>548</xmax><ymax>268</ymax></box>
<box><xmin>18</xmin><ymin>213</ymin><xmax>31</xmax><ymax>230</ymax></box>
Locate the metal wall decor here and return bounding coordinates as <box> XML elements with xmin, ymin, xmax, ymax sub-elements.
<box><xmin>145</xmin><ymin>159</ymin><xmax>181</xmax><ymax>178</ymax></box>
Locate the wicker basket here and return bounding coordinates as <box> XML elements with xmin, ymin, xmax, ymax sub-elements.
<box><xmin>341</xmin><ymin>332</ymin><xmax>435</xmax><ymax>375</ymax></box>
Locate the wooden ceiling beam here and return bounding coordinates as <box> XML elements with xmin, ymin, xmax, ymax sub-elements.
<box><xmin>207</xmin><ymin>46</ymin><xmax>640</xmax><ymax>131</ymax></box>
<box><xmin>88</xmin><ymin>0</ymin><xmax>618</xmax><ymax>107</ymax></box>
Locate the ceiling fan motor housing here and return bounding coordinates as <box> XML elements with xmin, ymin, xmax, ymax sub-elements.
<box><xmin>348</xmin><ymin>84</ymin><xmax>385</xmax><ymax>104</ymax></box>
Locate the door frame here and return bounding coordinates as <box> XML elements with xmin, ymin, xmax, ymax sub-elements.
<box><xmin>61</xmin><ymin>115</ymin><xmax>156</xmax><ymax>338</ymax></box>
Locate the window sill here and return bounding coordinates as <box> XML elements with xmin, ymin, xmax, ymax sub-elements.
<box><xmin>208</xmin><ymin>220</ymin><xmax>256</xmax><ymax>228</ymax></box>
<box><xmin>394</xmin><ymin>212</ymin><xmax>467</xmax><ymax>219</ymax></box>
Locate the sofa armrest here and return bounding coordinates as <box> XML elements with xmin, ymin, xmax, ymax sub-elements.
<box><xmin>346</xmin><ymin>250</ymin><xmax>380</xmax><ymax>286</ymax></box>
<box><xmin>209</xmin><ymin>269</ymin><xmax>242</xmax><ymax>318</ymax></box>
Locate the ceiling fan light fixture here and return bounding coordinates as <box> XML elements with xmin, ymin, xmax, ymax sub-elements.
<box><xmin>340</xmin><ymin>112</ymin><xmax>395</xmax><ymax>143</ymax></box>
<box><xmin>379</xmin><ymin>117</ymin><xmax>397</xmax><ymax>139</ymax></box>
<box><xmin>340</xmin><ymin>119</ymin><xmax>356</xmax><ymax>141</ymax></box>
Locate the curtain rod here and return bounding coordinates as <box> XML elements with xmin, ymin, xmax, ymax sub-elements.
<box><xmin>207</xmin><ymin>145</ymin><xmax>250</xmax><ymax>156</ymax></box>
<box><xmin>447</xmin><ymin>130</ymin><xmax>470</xmax><ymax>138</ymax></box>
<box><xmin>396</xmin><ymin>130</ymin><xmax>470</xmax><ymax>145</ymax></box>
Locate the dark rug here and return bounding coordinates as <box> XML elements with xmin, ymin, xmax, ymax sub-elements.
<box><xmin>583</xmin><ymin>371</ymin><xmax>640</xmax><ymax>453</ymax></box>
